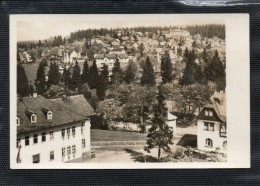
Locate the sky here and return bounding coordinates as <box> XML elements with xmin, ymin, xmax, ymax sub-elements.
<box><xmin>16</xmin><ymin>14</ymin><xmax>225</xmax><ymax>41</ymax></box>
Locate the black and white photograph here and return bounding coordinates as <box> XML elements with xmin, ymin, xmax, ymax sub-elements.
<box><xmin>10</xmin><ymin>14</ymin><xmax>250</xmax><ymax>168</ymax></box>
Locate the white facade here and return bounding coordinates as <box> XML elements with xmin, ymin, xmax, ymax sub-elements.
<box><xmin>166</xmin><ymin>112</ymin><xmax>177</xmax><ymax>137</ymax></box>
<box><xmin>197</xmin><ymin>119</ymin><xmax>227</xmax><ymax>154</ymax></box>
<box><xmin>17</xmin><ymin>120</ymin><xmax>91</xmax><ymax>164</ymax></box>
<box><xmin>70</xmin><ymin>50</ymin><xmax>78</xmax><ymax>63</ymax></box>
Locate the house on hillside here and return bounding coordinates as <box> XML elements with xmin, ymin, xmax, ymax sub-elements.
<box><xmin>197</xmin><ymin>91</ymin><xmax>227</xmax><ymax>155</ymax></box>
<box><xmin>16</xmin><ymin>93</ymin><xmax>95</xmax><ymax>164</ymax></box>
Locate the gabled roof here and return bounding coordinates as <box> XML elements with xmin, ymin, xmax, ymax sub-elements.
<box><xmin>118</xmin><ymin>54</ymin><xmax>129</xmax><ymax>59</ymax></box>
<box><xmin>94</xmin><ymin>54</ymin><xmax>104</xmax><ymax>59</ymax></box>
<box><xmin>198</xmin><ymin>91</ymin><xmax>226</xmax><ymax>122</ymax></box>
<box><xmin>105</xmin><ymin>54</ymin><xmax>117</xmax><ymax>59</ymax></box>
<box><xmin>17</xmin><ymin>95</ymin><xmax>94</xmax><ymax>135</ymax></box>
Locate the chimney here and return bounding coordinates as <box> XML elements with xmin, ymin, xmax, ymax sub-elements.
<box><xmin>32</xmin><ymin>92</ymin><xmax>37</xmax><ymax>98</ymax></box>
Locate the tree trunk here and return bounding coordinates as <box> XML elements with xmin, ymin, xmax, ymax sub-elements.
<box><xmin>158</xmin><ymin>147</ymin><xmax>161</xmax><ymax>162</ymax></box>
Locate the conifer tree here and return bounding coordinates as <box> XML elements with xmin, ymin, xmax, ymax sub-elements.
<box><xmin>72</xmin><ymin>60</ymin><xmax>82</xmax><ymax>90</ymax></box>
<box><xmin>144</xmin><ymin>86</ymin><xmax>173</xmax><ymax>162</ymax></box>
<box><xmin>161</xmin><ymin>51</ymin><xmax>173</xmax><ymax>84</ymax></box>
<box><xmin>111</xmin><ymin>58</ymin><xmax>123</xmax><ymax>87</ymax></box>
<box><xmin>141</xmin><ymin>57</ymin><xmax>156</xmax><ymax>86</ymax></box>
<box><xmin>96</xmin><ymin>73</ymin><xmax>106</xmax><ymax>100</ymax></box>
<box><xmin>88</xmin><ymin>59</ymin><xmax>99</xmax><ymax>89</ymax></box>
<box><xmin>62</xmin><ymin>68</ymin><xmax>70</xmax><ymax>87</ymax></box>
<box><xmin>48</xmin><ymin>61</ymin><xmax>60</xmax><ymax>86</ymax></box>
<box><xmin>81</xmin><ymin>59</ymin><xmax>89</xmax><ymax>84</ymax></box>
<box><xmin>124</xmin><ymin>61</ymin><xmax>136</xmax><ymax>84</ymax></box>
<box><xmin>17</xmin><ymin>64</ymin><xmax>30</xmax><ymax>97</ymax></box>
<box><xmin>101</xmin><ymin>64</ymin><xmax>109</xmax><ymax>88</ymax></box>
<box><xmin>182</xmin><ymin>49</ymin><xmax>196</xmax><ymax>85</ymax></box>
<box><xmin>35</xmin><ymin>60</ymin><xmax>47</xmax><ymax>94</ymax></box>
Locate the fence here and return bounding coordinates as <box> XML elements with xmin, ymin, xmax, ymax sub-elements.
<box><xmin>91</xmin><ymin>141</ymin><xmax>146</xmax><ymax>147</ymax></box>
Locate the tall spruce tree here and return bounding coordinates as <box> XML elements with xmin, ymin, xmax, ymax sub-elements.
<box><xmin>88</xmin><ymin>59</ymin><xmax>99</xmax><ymax>89</ymax></box>
<box><xmin>141</xmin><ymin>57</ymin><xmax>156</xmax><ymax>86</ymax></box>
<box><xmin>182</xmin><ymin>49</ymin><xmax>196</xmax><ymax>85</ymax></box>
<box><xmin>124</xmin><ymin>61</ymin><xmax>136</xmax><ymax>84</ymax></box>
<box><xmin>48</xmin><ymin>61</ymin><xmax>60</xmax><ymax>86</ymax></box>
<box><xmin>35</xmin><ymin>60</ymin><xmax>47</xmax><ymax>94</ymax></box>
<box><xmin>62</xmin><ymin>68</ymin><xmax>70</xmax><ymax>87</ymax></box>
<box><xmin>211</xmin><ymin>50</ymin><xmax>226</xmax><ymax>90</ymax></box>
<box><xmin>17</xmin><ymin>64</ymin><xmax>30</xmax><ymax>97</ymax></box>
<box><xmin>161</xmin><ymin>51</ymin><xmax>173</xmax><ymax>84</ymax></box>
<box><xmin>144</xmin><ymin>86</ymin><xmax>173</xmax><ymax>162</ymax></box>
<box><xmin>101</xmin><ymin>64</ymin><xmax>109</xmax><ymax>89</ymax></box>
<box><xmin>72</xmin><ymin>60</ymin><xmax>82</xmax><ymax>90</ymax></box>
<box><xmin>81</xmin><ymin>59</ymin><xmax>89</xmax><ymax>84</ymax></box>
<box><xmin>111</xmin><ymin>58</ymin><xmax>123</xmax><ymax>87</ymax></box>
<box><xmin>96</xmin><ymin>73</ymin><xmax>106</xmax><ymax>100</ymax></box>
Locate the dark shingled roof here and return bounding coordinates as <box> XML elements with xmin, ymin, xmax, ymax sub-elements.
<box><xmin>17</xmin><ymin>95</ymin><xmax>95</xmax><ymax>135</ymax></box>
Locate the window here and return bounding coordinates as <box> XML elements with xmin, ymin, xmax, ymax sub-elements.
<box><xmin>204</xmin><ymin>122</ymin><xmax>214</xmax><ymax>131</ymax></box>
<box><xmin>72</xmin><ymin>145</ymin><xmax>76</xmax><ymax>154</ymax></box>
<box><xmin>205</xmin><ymin>138</ymin><xmax>213</xmax><ymax>148</ymax></box>
<box><xmin>61</xmin><ymin>128</ymin><xmax>65</xmax><ymax>138</ymax></box>
<box><xmin>33</xmin><ymin>134</ymin><xmax>38</xmax><ymax>144</ymax></box>
<box><xmin>67</xmin><ymin>146</ymin><xmax>71</xmax><ymax>156</ymax></box>
<box><xmin>17</xmin><ymin>138</ymin><xmax>21</xmax><ymax>148</ymax></box>
<box><xmin>41</xmin><ymin>132</ymin><xmax>46</xmax><ymax>142</ymax></box>
<box><xmin>72</xmin><ymin>126</ymin><xmax>76</xmax><ymax>137</ymax></box>
<box><xmin>67</xmin><ymin>127</ymin><xmax>70</xmax><ymax>138</ymax></box>
<box><xmin>81</xmin><ymin>123</ymin><xmax>85</xmax><ymax>134</ymax></box>
<box><xmin>32</xmin><ymin>154</ymin><xmax>40</xmax><ymax>163</ymax></box>
<box><xmin>62</xmin><ymin>147</ymin><xmax>65</xmax><ymax>157</ymax></box>
<box><xmin>17</xmin><ymin>117</ymin><xmax>20</xmax><ymax>126</ymax></box>
<box><xmin>223</xmin><ymin>141</ymin><xmax>227</xmax><ymax>149</ymax></box>
<box><xmin>220</xmin><ymin>124</ymin><xmax>227</xmax><ymax>137</ymax></box>
<box><xmin>31</xmin><ymin>114</ymin><xmax>37</xmax><ymax>123</ymax></box>
<box><xmin>47</xmin><ymin>111</ymin><xmax>52</xmax><ymax>120</ymax></box>
<box><xmin>82</xmin><ymin>139</ymin><xmax>86</xmax><ymax>148</ymax></box>
<box><xmin>205</xmin><ymin>110</ymin><xmax>213</xmax><ymax>117</ymax></box>
<box><xmin>25</xmin><ymin>136</ymin><xmax>30</xmax><ymax>146</ymax></box>
<box><xmin>50</xmin><ymin>151</ymin><xmax>54</xmax><ymax>161</ymax></box>
<box><xmin>50</xmin><ymin>131</ymin><xmax>54</xmax><ymax>140</ymax></box>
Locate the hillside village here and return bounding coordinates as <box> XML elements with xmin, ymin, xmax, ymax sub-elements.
<box><xmin>16</xmin><ymin>24</ymin><xmax>227</xmax><ymax>163</ymax></box>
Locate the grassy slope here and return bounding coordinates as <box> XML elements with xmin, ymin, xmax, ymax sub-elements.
<box><xmin>91</xmin><ymin>129</ymin><xmax>147</xmax><ymax>142</ymax></box>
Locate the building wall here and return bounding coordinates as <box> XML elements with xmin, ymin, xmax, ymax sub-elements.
<box><xmin>167</xmin><ymin>120</ymin><xmax>176</xmax><ymax>137</ymax></box>
<box><xmin>197</xmin><ymin>119</ymin><xmax>227</xmax><ymax>153</ymax></box>
<box><xmin>17</xmin><ymin>120</ymin><xmax>91</xmax><ymax>164</ymax></box>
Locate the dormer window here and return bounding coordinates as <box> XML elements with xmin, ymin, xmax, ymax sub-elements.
<box><xmin>47</xmin><ymin>111</ymin><xmax>52</xmax><ymax>120</ymax></box>
<box><xmin>26</xmin><ymin>109</ymin><xmax>37</xmax><ymax>123</ymax></box>
<box><xmin>31</xmin><ymin>114</ymin><xmax>37</xmax><ymax>123</ymax></box>
<box><xmin>42</xmin><ymin>106</ymin><xmax>52</xmax><ymax>120</ymax></box>
<box><xmin>17</xmin><ymin>117</ymin><xmax>20</xmax><ymax>126</ymax></box>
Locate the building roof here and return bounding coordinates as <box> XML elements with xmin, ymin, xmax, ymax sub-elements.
<box><xmin>94</xmin><ymin>54</ymin><xmax>104</xmax><ymax>59</ymax></box>
<box><xmin>17</xmin><ymin>95</ymin><xmax>94</xmax><ymax>135</ymax></box>
<box><xmin>105</xmin><ymin>54</ymin><xmax>117</xmax><ymax>59</ymax></box>
<box><xmin>199</xmin><ymin>91</ymin><xmax>226</xmax><ymax>122</ymax></box>
<box><xmin>118</xmin><ymin>54</ymin><xmax>128</xmax><ymax>59</ymax></box>
<box><xmin>210</xmin><ymin>91</ymin><xmax>226</xmax><ymax>122</ymax></box>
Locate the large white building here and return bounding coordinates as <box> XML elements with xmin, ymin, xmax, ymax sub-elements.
<box><xmin>16</xmin><ymin>94</ymin><xmax>95</xmax><ymax>164</ymax></box>
<box><xmin>197</xmin><ymin>91</ymin><xmax>227</xmax><ymax>155</ymax></box>
<box><xmin>94</xmin><ymin>53</ymin><xmax>129</xmax><ymax>75</ymax></box>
